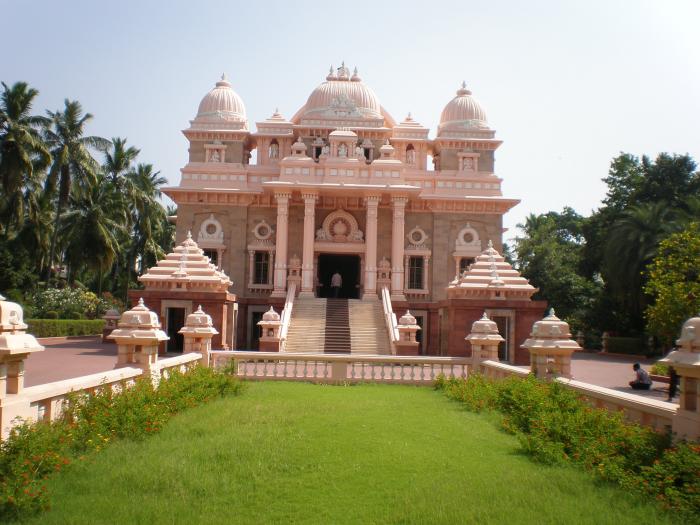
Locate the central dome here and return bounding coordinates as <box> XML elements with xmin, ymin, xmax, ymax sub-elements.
<box><xmin>292</xmin><ymin>63</ymin><xmax>388</xmax><ymax>124</ymax></box>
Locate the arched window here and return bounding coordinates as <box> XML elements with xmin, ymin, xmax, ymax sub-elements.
<box><xmin>405</xmin><ymin>144</ymin><xmax>416</xmax><ymax>165</ymax></box>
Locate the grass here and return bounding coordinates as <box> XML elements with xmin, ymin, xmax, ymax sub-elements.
<box><xmin>26</xmin><ymin>382</ymin><xmax>678</xmax><ymax>524</ymax></box>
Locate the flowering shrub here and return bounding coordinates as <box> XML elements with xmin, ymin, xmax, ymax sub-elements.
<box><xmin>29</xmin><ymin>288</ymin><xmax>115</xmax><ymax>319</ymax></box>
<box><xmin>0</xmin><ymin>366</ymin><xmax>244</xmax><ymax>521</ymax></box>
<box><xmin>435</xmin><ymin>374</ymin><xmax>699</xmax><ymax>518</ymax></box>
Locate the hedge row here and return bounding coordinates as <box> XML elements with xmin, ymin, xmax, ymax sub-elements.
<box><xmin>606</xmin><ymin>336</ymin><xmax>649</xmax><ymax>356</ymax></box>
<box><xmin>26</xmin><ymin>319</ymin><xmax>105</xmax><ymax>338</ymax></box>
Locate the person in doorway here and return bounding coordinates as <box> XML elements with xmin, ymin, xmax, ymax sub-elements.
<box><xmin>629</xmin><ymin>363</ymin><xmax>653</xmax><ymax>390</ymax></box>
<box><xmin>331</xmin><ymin>271</ymin><xmax>342</xmax><ymax>298</ymax></box>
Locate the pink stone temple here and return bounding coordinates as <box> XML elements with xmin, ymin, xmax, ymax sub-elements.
<box><xmin>156</xmin><ymin>63</ymin><xmax>545</xmax><ymax>363</ymax></box>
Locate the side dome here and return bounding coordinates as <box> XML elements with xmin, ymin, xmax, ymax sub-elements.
<box><xmin>192</xmin><ymin>74</ymin><xmax>247</xmax><ymax>130</ymax></box>
<box><xmin>291</xmin><ymin>63</ymin><xmax>392</xmax><ymax>125</ymax></box>
<box><xmin>438</xmin><ymin>82</ymin><xmax>489</xmax><ymax>137</ymax></box>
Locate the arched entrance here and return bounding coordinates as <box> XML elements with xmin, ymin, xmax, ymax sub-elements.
<box><xmin>317</xmin><ymin>254</ymin><xmax>361</xmax><ymax>299</ymax></box>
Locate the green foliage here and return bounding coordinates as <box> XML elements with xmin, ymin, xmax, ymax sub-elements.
<box><xmin>436</xmin><ymin>374</ymin><xmax>699</xmax><ymax>518</ymax></box>
<box><xmin>606</xmin><ymin>336</ymin><xmax>648</xmax><ymax>356</ymax></box>
<box><xmin>644</xmin><ymin>223</ymin><xmax>700</xmax><ymax>346</ymax></box>
<box><xmin>0</xmin><ymin>366</ymin><xmax>243</xmax><ymax>521</ymax></box>
<box><xmin>25</xmin><ymin>319</ymin><xmax>104</xmax><ymax>337</ymax></box>
<box><xmin>513</xmin><ymin>207</ymin><xmax>602</xmax><ymax>332</ymax></box>
<box><xmin>29</xmin><ymin>287</ymin><xmax>114</xmax><ymax>319</ymax></box>
<box><xmin>651</xmin><ymin>362</ymin><xmax>670</xmax><ymax>376</ymax></box>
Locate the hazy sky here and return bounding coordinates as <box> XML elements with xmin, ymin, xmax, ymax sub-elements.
<box><xmin>3</xmin><ymin>0</ymin><xmax>699</xmax><ymax>239</ymax></box>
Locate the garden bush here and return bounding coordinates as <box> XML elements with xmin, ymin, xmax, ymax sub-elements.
<box><xmin>435</xmin><ymin>374</ymin><xmax>699</xmax><ymax>518</ymax></box>
<box><xmin>651</xmin><ymin>362</ymin><xmax>670</xmax><ymax>376</ymax></box>
<box><xmin>0</xmin><ymin>366</ymin><xmax>244</xmax><ymax>521</ymax></box>
<box><xmin>606</xmin><ymin>336</ymin><xmax>649</xmax><ymax>356</ymax></box>
<box><xmin>28</xmin><ymin>288</ymin><xmax>120</xmax><ymax>320</ymax></box>
<box><xmin>26</xmin><ymin>319</ymin><xmax>105</xmax><ymax>338</ymax></box>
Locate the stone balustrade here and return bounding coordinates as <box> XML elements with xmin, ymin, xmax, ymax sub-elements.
<box><xmin>210</xmin><ymin>351</ymin><xmax>469</xmax><ymax>384</ymax></box>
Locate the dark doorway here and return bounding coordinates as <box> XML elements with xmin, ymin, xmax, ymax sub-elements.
<box><xmin>166</xmin><ymin>307</ymin><xmax>185</xmax><ymax>353</ymax></box>
<box><xmin>492</xmin><ymin>316</ymin><xmax>510</xmax><ymax>362</ymax></box>
<box><xmin>317</xmin><ymin>254</ymin><xmax>361</xmax><ymax>299</ymax></box>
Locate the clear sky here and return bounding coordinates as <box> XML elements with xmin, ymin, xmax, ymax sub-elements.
<box><xmin>3</xmin><ymin>0</ymin><xmax>699</xmax><ymax>239</ymax></box>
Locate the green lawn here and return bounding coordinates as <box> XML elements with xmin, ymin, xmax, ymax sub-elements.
<box><xmin>28</xmin><ymin>382</ymin><xmax>677</xmax><ymax>524</ymax></box>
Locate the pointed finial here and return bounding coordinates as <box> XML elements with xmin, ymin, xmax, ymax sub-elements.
<box><xmin>186</xmin><ymin>230</ymin><xmax>192</xmax><ymax>240</ymax></box>
<box><xmin>481</xmin><ymin>312</ymin><xmax>489</xmax><ymax>320</ymax></box>
<box><xmin>329</xmin><ymin>65</ymin><xmax>333</xmax><ymax>74</ymax></box>
<box><xmin>548</xmin><ymin>308</ymin><xmax>556</xmax><ymax>318</ymax></box>
<box><xmin>461</xmin><ymin>80</ymin><xmax>466</xmax><ymax>89</ymax></box>
<box><xmin>353</xmin><ymin>66</ymin><xmax>358</xmax><ymax>75</ymax></box>
<box><xmin>488</xmin><ymin>239</ymin><xmax>493</xmax><ymax>249</ymax></box>
<box><xmin>197</xmin><ymin>304</ymin><xmax>204</xmax><ymax>313</ymax></box>
<box><xmin>138</xmin><ymin>297</ymin><xmax>145</xmax><ymax>307</ymax></box>
<box><xmin>221</xmin><ymin>73</ymin><xmax>226</xmax><ymax>81</ymax></box>
<box><xmin>407</xmin><ymin>112</ymin><xmax>412</xmax><ymax>119</ymax></box>
<box><xmin>275</xmin><ymin>107</ymin><xmax>279</xmax><ymax>113</ymax></box>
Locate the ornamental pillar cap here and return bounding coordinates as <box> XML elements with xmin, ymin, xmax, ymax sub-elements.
<box><xmin>179</xmin><ymin>305</ymin><xmax>218</xmax><ymax>336</ymax></box>
<box><xmin>398</xmin><ymin>310</ymin><xmax>418</xmax><ymax>327</ymax></box>
<box><xmin>676</xmin><ymin>314</ymin><xmax>700</xmax><ymax>353</ymax></box>
<box><xmin>0</xmin><ymin>295</ymin><xmax>44</xmax><ymax>356</ymax></box>
<box><xmin>521</xmin><ymin>308</ymin><xmax>581</xmax><ymax>352</ymax></box>
<box><xmin>107</xmin><ymin>298</ymin><xmax>169</xmax><ymax>343</ymax></box>
<box><xmin>262</xmin><ymin>306</ymin><xmax>281</xmax><ymax>322</ymax></box>
<box><xmin>465</xmin><ymin>312</ymin><xmax>504</xmax><ymax>343</ymax></box>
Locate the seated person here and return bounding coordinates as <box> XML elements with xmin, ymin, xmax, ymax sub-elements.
<box><xmin>629</xmin><ymin>363</ymin><xmax>652</xmax><ymax>390</ymax></box>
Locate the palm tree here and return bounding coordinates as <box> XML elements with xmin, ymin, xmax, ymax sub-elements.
<box><xmin>103</xmin><ymin>137</ymin><xmax>140</xmax><ymax>189</ymax></box>
<box><xmin>60</xmin><ymin>173</ymin><xmax>126</xmax><ymax>298</ymax></box>
<box><xmin>123</xmin><ymin>163</ymin><xmax>168</xmax><ymax>300</ymax></box>
<box><xmin>42</xmin><ymin>100</ymin><xmax>109</xmax><ymax>281</ymax></box>
<box><xmin>604</xmin><ymin>202</ymin><xmax>684</xmax><ymax>326</ymax></box>
<box><xmin>0</xmin><ymin>82</ymin><xmax>50</xmax><ymax>234</ymax></box>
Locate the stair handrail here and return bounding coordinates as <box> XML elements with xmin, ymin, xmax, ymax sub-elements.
<box><xmin>381</xmin><ymin>285</ymin><xmax>399</xmax><ymax>355</ymax></box>
<box><xmin>279</xmin><ymin>282</ymin><xmax>296</xmax><ymax>352</ymax></box>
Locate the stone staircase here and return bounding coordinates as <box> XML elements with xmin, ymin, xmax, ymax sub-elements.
<box><xmin>348</xmin><ymin>299</ymin><xmax>391</xmax><ymax>355</ymax></box>
<box><xmin>284</xmin><ymin>297</ymin><xmax>327</xmax><ymax>353</ymax></box>
<box><xmin>284</xmin><ymin>297</ymin><xmax>391</xmax><ymax>355</ymax></box>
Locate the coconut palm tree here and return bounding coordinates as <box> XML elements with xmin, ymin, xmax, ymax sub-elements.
<box><xmin>60</xmin><ymin>172</ymin><xmax>127</xmax><ymax>294</ymax></box>
<box><xmin>0</xmin><ymin>82</ymin><xmax>51</xmax><ymax>234</ymax></box>
<box><xmin>122</xmin><ymin>163</ymin><xmax>168</xmax><ymax>299</ymax></box>
<box><xmin>42</xmin><ymin>100</ymin><xmax>109</xmax><ymax>281</ymax></box>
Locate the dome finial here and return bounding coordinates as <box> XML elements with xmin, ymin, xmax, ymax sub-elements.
<box><xmin>457</xmin><ymin>81</ymin><xmax>471</xmax><ymax>96</ymax></box>
<box><xmin>222</xmin><ymin>72</ymin><xmax>227</xmax><ymax>81</ymax></box>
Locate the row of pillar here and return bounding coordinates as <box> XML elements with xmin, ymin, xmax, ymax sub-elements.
<box><xmin>271</xmin><ymin>192</ymin><xmax>407</xmax><ymax>300</ymax></box>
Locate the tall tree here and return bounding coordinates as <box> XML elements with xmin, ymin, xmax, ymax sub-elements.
<box><xmin>59</xmin><ymin>173</ymin><xmax>126</xmax><ymax>293</ymax></box>
<box><xmin>0</xmin><ymin>82</ymin><xmax>50</xmax><ymax>234</ymax></box>
<box><xmin>42</xmin><ymin>100</ymin><xmax>109</xmax><ymax>281</ymax></box>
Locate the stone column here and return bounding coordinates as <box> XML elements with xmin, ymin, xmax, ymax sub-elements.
<box><xmin>465</xmin><ymin>313</ymin><xmax>504</xmax><ymax>371</ymax></box>
<box><xmin>272</xmin><ymin>192</ymin><xmax>291</xmax><ymax>298</ymax></box>
<box><xmin>248</xmin><ymin>250</ymin><xmax>255</xmax><ymax>288</ymax></box>
<box><xmin>521</xmin><ymin>309</ymin><xmax>580</xmax><ymax>380</ymax></box>
<box><xmin>180</xmin><ymin>305</ymin><xmax>218</xmax><ymax>367</ymax></box>
<box><xmin>395</xmin><ymin>311</ymin><xmax>421</xmax><ymax>356</ymax></box>
<box><xmin>661</xmin><ymin>314</ymin><xmax>700</xmax><ymax>441</ymax></box>
<box><xmin>390</xmin><ymin>196</ymin><xmax>407</xmax><ymax>301</ymax></box>
<box><xmin>363</xmin><ymin>195</ymin><xmax>380</xmax><ymax>299</ymax></box>
<box><xmin>300</xmin><ymin>192</ymin><xmax>317</xmax><ymax>297</ymax></box>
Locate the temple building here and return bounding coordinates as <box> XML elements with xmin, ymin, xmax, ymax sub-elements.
<box><xmin>162</xmin><ymin>63</ymin><xmax>544</xmax><ymax>363</ymax></box>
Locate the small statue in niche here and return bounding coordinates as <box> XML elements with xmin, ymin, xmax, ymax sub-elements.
<box><xmin>338</xmin><ymin>143</ymin><xmax>348</xmax><ymax>157</ymax></box>
<box><xmin>355</xmin><ymin>144</ymin><xmax>365</xmax><ymax>159</ymax></box>
<box><xmin>315</xmin><ymin>227</ymin><xmax>329</xmax><ymax>241</ymax></box>
<box><xmin>209</xmin><ymin>149</ymin><xmax>221</xmax><ymax>162</ymax></box>
<box><xmin>269</xmin><ymin>142</ymin><xmax>279</xmax><ymax>159</ymax></box>
<box><xmin>321</xmin><ymin>144</ymin><xmax>330</xmax><ymax>156</ymax></box>
<box><xmin>406</xmin><ymin>149</ymin><xmax>416</xmax><ymax>165</ymax></box>
<box><xmin>463</xmin><ymin>157</ymin><xmax>473</xmax><ymax>170</ymax></box>
<box><xmin>350</xmin><ymin>229</ymin><xmax>364</xmax><ymax>241</ymax></box>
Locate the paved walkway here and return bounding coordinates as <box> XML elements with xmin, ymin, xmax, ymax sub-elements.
<box><xmin>25</xmin><ymin>337</ymin><xmax>118</xmax><ymax>387</ymax></box>
<box><xmin>24</xmin><ymin>339</ymin><xmax>676</xmax><ymax>404</ymax></box>
<box><xmin>571</xmin><ymin>351</ymin><xmax>673</xmax><ymax>402</ymax></box>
